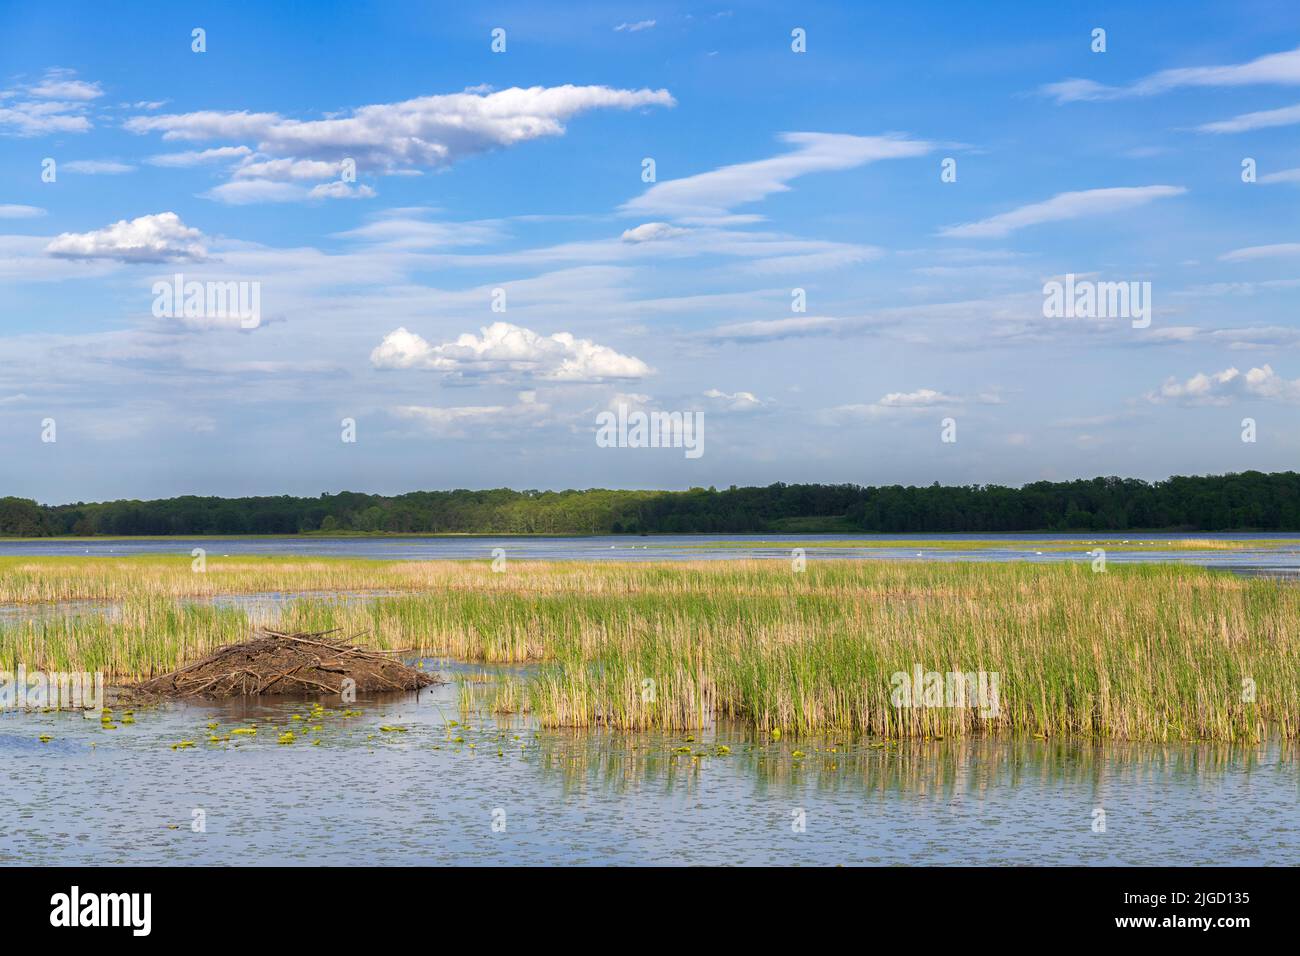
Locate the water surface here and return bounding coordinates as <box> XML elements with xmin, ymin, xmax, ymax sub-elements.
<box><xmin>2</xmin><ymin>661</ymin><xmax>1294</xmax><ymax>866</ymax></box>
<box><xmin>4</xmin><ymin>532</ymin><xmax>1300</xmax><ymax>573</ymax></box>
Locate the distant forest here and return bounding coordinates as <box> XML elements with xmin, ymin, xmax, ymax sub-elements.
<box><xmin>3</xmin><ymin>471</ymin><xmax>1300</xmax><ymax>536</ymax></box>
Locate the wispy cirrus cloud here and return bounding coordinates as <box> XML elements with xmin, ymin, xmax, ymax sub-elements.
<box><xmin>392</xmin><ymin>392</ymin><xmax>553</xmax><ymax>435</ymax></box>
<box><xmin>1219</xmin><ymin>243</ymin><xmax>1300</xmax><ymax>262</ymax></box>
<box><xmin>1196</xmin><ymin>102</ymin><xmax>1300</xmax><ymax>134</ymax></box>
<box><xmin>63</xmin><ymin>159</ymin><xmax>136</xmax><ymax>174</ymax></box>
<box><xmin>1042</xmin><ymin>44</ymin><xmax>1300</xmax><ymax>103</ymax></box>
<box><xmin>823</xmin><ymin>388</ymin><xmax>962</xmax><ymax>422</ymax></box>
<box><xmin>939</xmin><ymin>185</ymin><xmax>1186</xmax><ymax>239</ymax></box>
<box><xmin>621</xmin><ymin>132</ymin><xmax>932</xmax><ymax>221</ymax></box>
<box><xmin>202</xmin><ymin>179</ymin><xmax>376</xmax><ymax>205</ymax></box>
<box><xmin>145</xmin><ymin>145</ymin><xmax>253</xmax><ymax>167</ymax></box>
<box><xmin>0</xmin><ymin>204</ymin><xmax>45</xmax><ymax>218</ymax></box>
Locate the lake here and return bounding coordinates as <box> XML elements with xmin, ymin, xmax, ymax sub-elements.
<box><xmin>3</xmin><ymin>660</ymin><xmax>1295</xmax><ymax>866</ymax></box>
<box><xmin>3</xmin><ymin>534</ymin><xmax>1297</xmax><ymax>867</ymax></box>
<box><xmin>3</xmin><ymin>531</ymin><xmax>1300</xmax><ymax>573</ymax></box>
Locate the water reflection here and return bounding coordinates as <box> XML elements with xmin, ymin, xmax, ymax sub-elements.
<box><xmin>2</xmin><ymin>661</ymin><xmax>1293</xmax><ymax>866</ymax></box>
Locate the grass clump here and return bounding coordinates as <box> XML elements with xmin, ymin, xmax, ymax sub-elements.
<box><xmin>1</xmin><ymin>557</ymin><xmax>1295</xmax><ymax>741</ymax></box>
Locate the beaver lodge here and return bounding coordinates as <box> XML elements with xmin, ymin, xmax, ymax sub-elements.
<box><xmin>132</xmin><ymin>628</ymin><xmax>439</xmax><ymax>699</ymax></box>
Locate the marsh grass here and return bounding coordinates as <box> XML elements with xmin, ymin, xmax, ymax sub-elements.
<box><xmin>1</xmin><ymin>556</ymin><xmax>1294</xmax><ymax>741</ymax></box>
<box><xmin>664</xmin><ymin>537</ymin><xmax>1291</xmax><ymax>552</ymax></box>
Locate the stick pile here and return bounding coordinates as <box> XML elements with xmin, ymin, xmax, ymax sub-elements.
<box><xmin>131</xmin><ymin>628</ymin><xmax>439</xmax><ymax>699</ymax></box>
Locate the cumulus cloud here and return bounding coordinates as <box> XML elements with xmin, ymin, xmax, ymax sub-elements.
<box><xmin>125</xmin><ymin>85</ymin><xmax>675</xmax><ymax>172</ymax></box>
<box><xmin>0</xmin><ymin>68</ymin><xmax>102</xmax><ymax>136</ymax></box>
<box><xmin>939</xmin><ymin>185</ymin><xmax>1186</xmax><ymax>239</ymax></box>
<box><xmin>621</xmin><ymin>132</ymin><xmax>932</xmax><ymax>220</ymax></box>
<box><xmin>1042</xmin><ymin>44</ymin><xmax>1300</xmax><ymax>103</ymax></box>
<box><xmin>45</xmin><ymin>211</ymin><xmax>207</xmax><ymax>262</ymax></box>
<box><xmin>371</xmin><ymin>321</ymin><xmax>652</xmax><ymax>382</ymax></box>
<box><xmin>1145</xmin><ymin>364</ymin><xmax>1300</xmax><ymax>405</ymax></box>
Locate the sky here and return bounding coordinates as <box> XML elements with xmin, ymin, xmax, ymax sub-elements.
<box><xmin>2</xmin><ymin>0</ymin><xmax>1300</xmax><ymax>504</ymax></box>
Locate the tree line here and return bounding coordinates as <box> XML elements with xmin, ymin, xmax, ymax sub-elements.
<box><xmin>3</xmin><ymin>471</ymin><xmax>1300</xmax><ymax>536</ymax></box>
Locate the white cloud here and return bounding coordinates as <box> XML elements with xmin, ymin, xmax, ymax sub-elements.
<box><xmin>826</xmin><ymin>388</ymin><xmax>959</xmax><ymax>421</ymax></box>
<box><xmin>705</xmin><ymin>315</ymin><xmax>851</xmax><ymax>343</ymax></box>
<box><xmin>621</xmin><ymin>222</ymin><xmax>690</xmax><ymax>242</ymax></box>
<box><xmin>63</xmin><ymin>159</ymin><xmax>136</xmax><ymax>174</ymax></box>
<box><xmin>45</xmin><ymin>211</ymin><xmax>207</xmax><ymax>262</ymax></box>
<box><xmin>939</xmin><ymin>185</ymin><xmax>1186</xmax><ymax>239</ymax></box>
<box><xmin>200</xmin><ymin>179</ymin><xmax>375</xmax><ymax>204</ymax></box>
<box><xmin>232</xmin><ymin>157</ymin><xmax>352</xmax><ymax>181</ymax></box>
<box><xmin>145</xmin><ymin>146</ymin><xmax>253</xmax><ymax>167</ymax></box>
<box><xmin>0</xmin><ymin>69</ymin><xmax>101</xmax><ymax>135</ymax></box>
<box><xmin>371</xmin><ymin>321</ymin><xmax>652</xmax><ymax>382</ymax></box>
<box><xmin>1145</xmin><ymin>364</ymin><xmax>1300</xmax><ymax>405</ymax></box>
<box><xmin>392</xmin><ymin>393</ymin><xmax>552</xmax><ymax>435</ymax></box>
<box><xmin>878</xmin><ymin>388</ymin><xmax>958</xmax><ymax>407</ymax></box>
<box><xmin>621</xmin><ymin>132</ymin><xmax>932</xmax><ymax>219</ymax></box>
<box><xmin>703</xmin><ymin>388</ymin><xmax>765</xmax><ymax>411</ymax></box>
<box><xmin>1042</xmin><ymin>44</ymin><xmax>1300</xmax><ymax>103</ymax></box>
<box><xmin>125</xmin><ymin>85</ymin><xmax>675</xmax><ymax>171</ymax></box>
<box><xmin>0</xmin><ymin>204</ymin><xmax>45</xmax><ymax>218</ymax></box>
<box><xmin>28</xmin><ymin>69</ymin><xmax>104</xmax><ymax>101</ymax></box>
<box><xmin>308</xmin><ymin>181</ymin><xmax>376</xmax><ymax>200</ymax></box>
<box><xmin>1197</xmin><ymin>103</ymin><xmax>1300</xmax><ymax>134</ymax></box>
<box><xmin>335</xmin><ymin>215</ymin><xmax>503</xmax><ymax>250</ymax></box>
<box><xmin>1260</xmin><ymin>167</ymin><xmax>1300</xmax><ymax>184</ymax></box>
<box><xmin>614</xmin><ymin>20</ymin><xmax>656</xmax><ymax>32</ymax></box>
<box><xmin>1219</xmin><ymin>243</ymin><xmax>1300</xmax><ymax>262</ymax></box>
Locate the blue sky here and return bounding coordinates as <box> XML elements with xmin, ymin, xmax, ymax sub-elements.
<box><xmin>2</xmin><ymin>1</ymin><xmax>1300</xmax><ymax>503</ymax></box>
